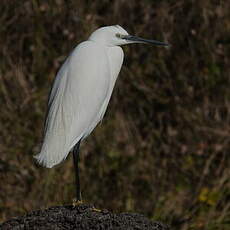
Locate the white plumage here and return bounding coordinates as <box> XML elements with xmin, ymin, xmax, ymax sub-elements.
<box><xmin>35</xmin><ymin>25</ymin><xmax>168</xmax><ymax>168</ymax></box>
<box><xmin>35</xmin><ymin>26</ymin><xmax>125</xmax><ymax>168</ymax></box>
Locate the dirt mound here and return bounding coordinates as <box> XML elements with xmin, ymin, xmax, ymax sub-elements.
<box><xmin>0</xmin><ymin>204</ymin><xmax>169</xmax><ymax>230</ymax></box>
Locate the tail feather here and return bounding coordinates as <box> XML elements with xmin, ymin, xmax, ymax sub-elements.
<box><xmin>34</xmin><ymin>137</ymin><xmax>70</xmax><ymax>168</ymax></box>
<box><xmin>34</xmin><ymin>135</ymin><xmax>82</xmax><ymax>168</ymax></box>
<box><xmin>34</xmin><ymin>150</ymin><xmax>69</xmax><ymax>168</ymax></box>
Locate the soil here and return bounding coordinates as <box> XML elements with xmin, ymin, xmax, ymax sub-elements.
<box><xmin>0</xmin><ymin>203</ymin><xmax>170</xmax><ymax>230</ymax></box>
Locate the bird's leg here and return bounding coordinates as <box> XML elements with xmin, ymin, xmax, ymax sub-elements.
<box><xmin>72</xmin><ymin>140</ymin><xmax>83</xmax><ymax>206</ymax></box>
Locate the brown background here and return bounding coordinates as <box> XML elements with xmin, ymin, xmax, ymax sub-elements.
<box><xmin>0</xmin><ymin>1</ymin><xmax>229</xmax><ymax>229</ymax></box>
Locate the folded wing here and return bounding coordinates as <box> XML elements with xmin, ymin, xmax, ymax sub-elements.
<box><xmin>35</xmin><ymin>41</ymin><xmax>110</xmax><ymax>168</ymax></box>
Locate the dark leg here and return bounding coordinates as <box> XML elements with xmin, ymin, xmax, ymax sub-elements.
<box><xmin>73</xmin><ymin>140</ymin><xmax>82</xmax><ymax>201</ymax></box>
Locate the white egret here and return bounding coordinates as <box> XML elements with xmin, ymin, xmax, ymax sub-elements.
<box><xmin>35</xmin><ymin>25</ymin><xmax>168</xmax><ymax>201</ymax></box>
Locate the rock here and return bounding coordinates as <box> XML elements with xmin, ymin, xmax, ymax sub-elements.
<box><xmin>0</xmin><ymin>204</ymin><xmax>170</xmax><ymax>230</ymax></box>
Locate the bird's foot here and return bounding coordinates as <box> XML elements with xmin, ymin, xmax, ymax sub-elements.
<box><xmin>72</xmin><ymin>198</ymin><xmax>83</xmax><ymax>206</ymax></box>
<box><xmin>91</xmin><ymin>207</ymin><xmax>101</xmax><ymax>212</ymax></box>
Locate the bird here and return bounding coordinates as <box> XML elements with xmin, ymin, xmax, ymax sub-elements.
<box><xmin>34</xmin><ymin>25</ymin><xmax>168</xmax><ymax>202</ymax></box>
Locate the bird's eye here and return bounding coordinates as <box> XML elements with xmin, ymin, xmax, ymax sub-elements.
<box><xmin>116</xmin><ymin>33</ymin><xmax>125</xmax><ymax>39</ymax></box>
<box><xmin>116</xmin><ymin>33</ymin><xmax>122</xmax><ymax>38</ymax></box>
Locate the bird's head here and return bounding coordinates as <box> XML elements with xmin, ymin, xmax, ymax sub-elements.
<box><xmin>88</xmin><ymin>25</ymin><xmax>169</xmax><ymax>47</ymax></box>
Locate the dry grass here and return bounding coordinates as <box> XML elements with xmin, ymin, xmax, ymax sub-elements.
<box><xmin>0</xmin><ymin>0</ymin><xmax>230</xmax><ymax>229</ymax></box>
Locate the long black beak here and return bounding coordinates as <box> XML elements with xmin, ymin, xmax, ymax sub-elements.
<box><xmin>123</xmin><ymin>35</ymin><xmax>169</xmax><ymax>46</ymax></box>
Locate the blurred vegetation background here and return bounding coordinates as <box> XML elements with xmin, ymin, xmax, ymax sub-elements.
<box><xmin>0</xmin><ymin>0</ymin><xmax>229</xmax><ymax>229</ymax></box>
